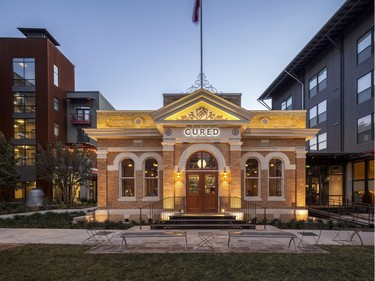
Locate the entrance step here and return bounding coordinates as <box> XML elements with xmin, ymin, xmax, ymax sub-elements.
<box><xmin>151</xmin><ymin>214</ymin><xmax>256</xmax><ymax>230</ymax></box>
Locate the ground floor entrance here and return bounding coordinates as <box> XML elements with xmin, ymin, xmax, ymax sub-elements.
<box><xmin>186</xmin><ymin>172</ymin><xmax>218</xmax><ymax>212</ymax></box>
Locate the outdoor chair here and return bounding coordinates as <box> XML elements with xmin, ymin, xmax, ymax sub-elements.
<box><xmin>297</xmin><ymin>221</ymin><xmax>323</xmax><ymax>249</ymax></box>
<box><xmin>82</xmin><ymin>222</ymin><xmax>115</xmax><ymax>248</ymax></box>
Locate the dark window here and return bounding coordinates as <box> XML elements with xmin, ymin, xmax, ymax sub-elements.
<box><xmin>357</xmin><ymin>29</ymin><xmax>374</xmax><ymax>65</ymax></box>
<box><xmin>309</xmin><ymin>68</ymin><xmax>327</xmax><ymax>98</ymax></box>
<box><xmin>309</xmin><ymin>100</ymin><xmax>326</xmax><ymax>127</ymax></box>
<box><xmin>357</xmin><ymin>114</ymin><xmax>374</xmax><ymax>144</ymax></box>
<box><xmin>281</xmin><ymin>96</ymin><xmax>292</xmax><ymax>110</ymax></box>
<box><xmin>357</xmin><ymin>71</ymin><xmax>373</xmax><ymax>104</ymax></box>
<box><xmin>13</xmin><ymin>58</ymin><xmax>35</xmax><ymax>86</ymax></box>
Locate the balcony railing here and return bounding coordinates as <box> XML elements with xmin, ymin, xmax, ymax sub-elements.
<box><xmin>71</xmin><ymin>113</ymin><xmax>92</xmax><ymax>125</ymax></box>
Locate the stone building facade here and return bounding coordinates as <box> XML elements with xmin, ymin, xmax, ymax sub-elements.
<box><xmin>86</xmin><ymin>90</ymin><xmax>318</xmax><ymax>222</ymax></box>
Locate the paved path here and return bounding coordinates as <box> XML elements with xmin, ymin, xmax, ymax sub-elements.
<box><xmin>0</xmin><ymin>225</ymin><xmax>373</xmax><ymax>253</ymax></box>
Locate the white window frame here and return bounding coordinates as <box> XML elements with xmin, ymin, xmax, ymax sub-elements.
<box><xmin>143</xmin><ymin>158</ymin><xmax>159</xmax><ymax>201</ymax></box>
<box><xmin>268</xmin><ymin>158</ymin><xmax>284</xmax><ymax>200</ymax></box>
<box><xmin>53</xmin><ymin>64</ymin><xmax>59</xmax><ymax>86</ymax></box>
<box><xmin>244</xmin><ymin>158</ymin><xmax>260</xmax><ymax>200</ymax></box>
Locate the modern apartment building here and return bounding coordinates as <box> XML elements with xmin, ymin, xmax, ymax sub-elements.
<box><xmin>0</xmin><ymin>28</ymin><xmax>114</xmax><ymax>202</ymax></box>
<box><xmin>257</xmin><ymin>0</ymin><xmax>374</xmax><ymax>206</ymax></box>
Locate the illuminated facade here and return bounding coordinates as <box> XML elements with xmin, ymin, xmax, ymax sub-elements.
<box><xmin>86</xmin><ymin>89</ymin><xmax>318</xmax><ymax>222</ymax></box>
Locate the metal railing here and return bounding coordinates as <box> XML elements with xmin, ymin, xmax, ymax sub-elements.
<box><xmin>219</xmin><ymin>196</ymin><xmax>267</xmax><ymax>229</ymax></box>
<box><xmin>139</xmin><ymin>197</ymin><xmax>185</xmax><ymax>229</ymax></box>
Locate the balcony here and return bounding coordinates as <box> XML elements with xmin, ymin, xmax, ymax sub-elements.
<box><xmin>71</xmin><ymin>113</ymin><xmax>92</xmax><ymax>125</ymax></box>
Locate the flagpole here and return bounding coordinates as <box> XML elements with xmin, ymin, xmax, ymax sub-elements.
<box><xmin>200</xmin><ymin>0</ymin><xmax>203</xmax><ymax>88</ymax></box>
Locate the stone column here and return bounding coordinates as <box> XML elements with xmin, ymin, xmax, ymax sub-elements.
<box><xmin>96</xmin><ymin>148</ymin><xmax>109</xmax><ymax>221</ymax></box>
<box><xmin>229</xmin><ymin>141</ymin><xmax>243</xmax><ymax>199</ymax></box>
<box><xmin>162</xmin><ymin>141</ymin><xmax>175</xmax><ymax>209</ymax></box>
<box><xmin>295</xmin><ymin>147</ymin><xmax>307</xmax><ymax>208</ymax></box>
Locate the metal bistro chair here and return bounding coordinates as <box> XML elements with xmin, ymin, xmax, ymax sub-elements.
<box><xmin>82</xmin><ymin>222</ymin><xmax>115</xmax><ymax>248</ymax></box>
<box><xmin>297</xmin><ymin>221</ymin><xmax>323</xmax><ymax>249</ymax></box>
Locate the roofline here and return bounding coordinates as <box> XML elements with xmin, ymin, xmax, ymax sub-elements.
<box><xmin>17</xmin><ymin>27</ymin><xmax>60</xmax><ymax>46</ymax></box>
<box><xmin>258</xmin><ymin>0</ymin><xmax>373</xmax><ymax>101</ymax></box>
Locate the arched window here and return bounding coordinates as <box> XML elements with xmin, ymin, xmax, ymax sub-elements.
<box><xmin>245</xmin><ymin>159</ymin><xmax>259</xmax><ymax>197</ymax></box>
<box><xmin>121</xmin><ymin>159</ymin><xmax>135</xmax><ymax>197</ymax></box>
<box><xmin>187</xmin><ymin>151</ymin><xmax>217</xmax><ymax>170</ymax></box>
<box><xmin>269</xmin><ymin>158</ymin><xmax>283</xmax><ymax>197</ymax></box>
<box><xmin>144</xmin><ymin>158</ymin><xmax>158</xmax><ymax>197</ymax></box>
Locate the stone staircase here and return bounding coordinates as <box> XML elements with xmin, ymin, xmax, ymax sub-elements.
<box><xmin>151</xmin><ymin>213</ymin><xmax>256</xmax><ymax>230</ymax></box>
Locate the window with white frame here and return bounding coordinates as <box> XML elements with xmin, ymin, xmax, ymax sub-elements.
<box><xmin>309</xmin><ymin>100</ymin><xmax>327</xmax><ymax>127</ymax></box>
<box><xmin>281</xmin><ymin>96</ymin><xmax>292</xmax><ymax>110</ymax></box>
<box><xmin>309</xmin><ymin>68</ymin><xmax>327</xmax><ymax>98</ymax></box>
<box><xmin>245</xmin><ymin>159</ymin><xmax>259</xmax><ymax>197</ymax></box>
<box><xmin>268</xmin><ymin>159</ymin><xmax>283</xmax><ymax>197</ymax></box>
<box><xmin>121</xmin><ymin>159</ymin><xmax>135</xmax><ymax>197</ymax></box>
<box><xmin>357</xmin><ymin>114</ymin><xmax>374</xmax><ymax>144</ymax></box>
<box><xmin>357</xmin><ymin>29</ymin><xmax>373</xmax><ymax>65</ymax></box>
<box><xmin>309</xmin><ymin>132</ymin><xmax>327</xmax><ymax>151</ymax></box>
<box><xmin>54</xmin><ymin>123</ymin><xmax>59</xmax><ymax>137</ymax></box>
<box><xmin>53</xmin><ymin>64</ymin><xmax>59</xmax><ymax>86</ymax></box>
<box><xmin>357</xmin><ymin>71</ymin><xmax>373</xmax><ymax>104</ymax></box>
<box><xmin>144</xmin><ymin>158</ymin><xmax>158</xmax><ymax>197</ymax></box>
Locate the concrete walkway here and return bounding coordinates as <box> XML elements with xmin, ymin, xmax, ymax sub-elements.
<box><xmin>0</xmin><ymin>225</ymin><xmax>373</xmax><ymax>254</ymax></box>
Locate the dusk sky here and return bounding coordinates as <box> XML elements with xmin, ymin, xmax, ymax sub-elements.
<box><xmin>1</xmin><ymin>0</ymin><xmax>345</xmax><ymax>110</ymax></box>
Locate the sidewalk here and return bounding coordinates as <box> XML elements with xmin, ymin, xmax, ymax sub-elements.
<box><xmin>0</xmin><ymin>225</ymin><xmax>373</xmax><ymax>253</ymax></box>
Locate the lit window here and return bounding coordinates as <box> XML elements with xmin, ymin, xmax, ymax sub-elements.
<box><xmin>13</xmin><ymin>92</ymin><xmax>35</xmax><ymax>113</ymax></box>
<box><xmin>245</xmin><ymin>159</ymin><xmax>259</xmax><ymax>197</ymax></box>
<box><xmin>281</xmin><ymin>96</ymin><xmax>292</xmax><ymax>110</ymax></box>
<box><xmin>357</xmin><ymin>71</ymin><xmax>373</xmax><ymax>104</ymax></box>
<box><xmin>357</xmin><ymin>114</ymin><xmax>374</xmax><ymax>144</ymax></box>
<box><xmin>54</xmin><ymin>98</ymin><xmax>59</xmax><ymax>111</ymax></box>
<box><xmin>357</xmin><ymin>29</ymin><xmax>373</xmax><ymax>64</ymax></box>
<box><xmin>14</xmin><ymin>119</ymin><xmax>35</xmax><ymax>139</ymax></box>
<box><xmin>121</xmin><ymin>159</ymin><xmax>135</xmax><ymax>197</ymax></box>
<box><xmin>144</xmin><ymin>159</ymin><xmax>158</xmax><ymax>197</ymax></box>
<box><xmin>13</xmin><ymin>58</ymin><xmax>35</xmax><ymax>87</ymax></box>
<box><xmin>14</xmin><ymin>145</ymin><xmax>35</xmax><ymax>166</ymax></box>
<box><xmin>268</xmin><ymin>159</ymin><xmax>283</xmax><ymax>197</ymax></box>
<box><xmin>309</xmin><ymin>100</ymin><xmax>327</xmax><ymax>127</ymax></box>
<box><xmin>309</xmin><ymin>68</ymin><xmax>327</xmax><ymax>98</ymax></box>
<box><xmin>54</xmin><ymin>123</ymin><xmax>59</xmax><ymax>137</ymax></box>
<box><xmin>54</xmin><ymin>64</ymin><xmax>59</xmax><ymax>86</ymax></box>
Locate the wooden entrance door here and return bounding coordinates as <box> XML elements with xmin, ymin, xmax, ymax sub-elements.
<box><xmin>186</xmin><ymin>172</ymin><xmax>218</xmax><ymax>213</ymax></box>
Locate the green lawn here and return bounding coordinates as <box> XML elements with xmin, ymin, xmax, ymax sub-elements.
<box><xmin>0</xmin><ymin>245</ymin><xmax>373</xmax><ymax>281</ymax></box>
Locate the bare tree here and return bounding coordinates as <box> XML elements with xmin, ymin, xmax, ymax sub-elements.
<box><xmin>36</xmin><ymin>143</ymin><xmax>92</xmax><ymax>206</ymax></box>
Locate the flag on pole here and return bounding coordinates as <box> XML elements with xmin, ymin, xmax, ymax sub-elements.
<box><xmin>193</xmin><ymin>0</ymin><xmax>200</xmax><ymax>23</ymax></box>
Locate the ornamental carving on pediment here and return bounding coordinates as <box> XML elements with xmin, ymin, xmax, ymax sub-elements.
<box><xmin>177</xmin><ymin>106</ymin><xmax>228</xmax><ymax>120</ymax></box>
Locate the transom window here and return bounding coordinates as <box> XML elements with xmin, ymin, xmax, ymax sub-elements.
<box><xmin>357</xmin><ymin>71</ymin><xmax>373</xmax><ymax>105</ymax></box>
<box><xmin>309</xmin><ymin>68</ymin><xmax>327</xmax><ymax>98</ymax></box>
<box><xmin>268</xmin><ymin>159</ymin><xmax>283</xmax><ymax>197</ymax></box>
<box><xmin>245</xmin><ymin>159</ymin><xmax>259</xmax><ymax>197</ymax></box>
<box><xmin>281</xmin><ymin>96</ymin><xmax>292</xmax><ymax>110</ymax></box>
<box><xmin>13</xmin><ymin>58</ymin><xmax>35</xmax><ymax>87</ymax></box>
<box><xmin>357</xmin><ymin>29</ymin><xmax>374</xmax><ymax>65</ymax></box>
<box><xmin>121</xmin><ymin>159</ymin><xmax>135</xmax><ymax>197</ymax></box>
<box><xmin>187</xmin><ymin>151</ymin><xmax>217</xmax><ymax>170</ymax></box>
<box><xmin>144</xmin><ymin>159</ymin><xmax>158</xmax><ymax>197</ymax></box>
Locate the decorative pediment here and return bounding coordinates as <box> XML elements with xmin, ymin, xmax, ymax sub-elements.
<box><xmin>150</xmin><ymin>89</ymin><xmax>252</xmax><ymax>124</ymax></box>
<box><xmin>165</xmin><ymin>101</ymin><xmax>240</xmax><ymax>121</ymax></box>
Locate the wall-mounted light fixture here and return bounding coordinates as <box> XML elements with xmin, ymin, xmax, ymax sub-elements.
<box><xmin>176</xmin><ymin>167</ymin><xmax>181</xmax><ymax>180</ymax></box>
<box><xmin>223</xmin><ymin>167</ymin><xmax>228</xmax><ymax>180</ymax></box>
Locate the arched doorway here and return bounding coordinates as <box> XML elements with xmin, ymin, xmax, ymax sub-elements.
<box><xmin>186</xmin><ymin>151</ymin><xmax>218</xmax><ymax>213</ymax></box>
